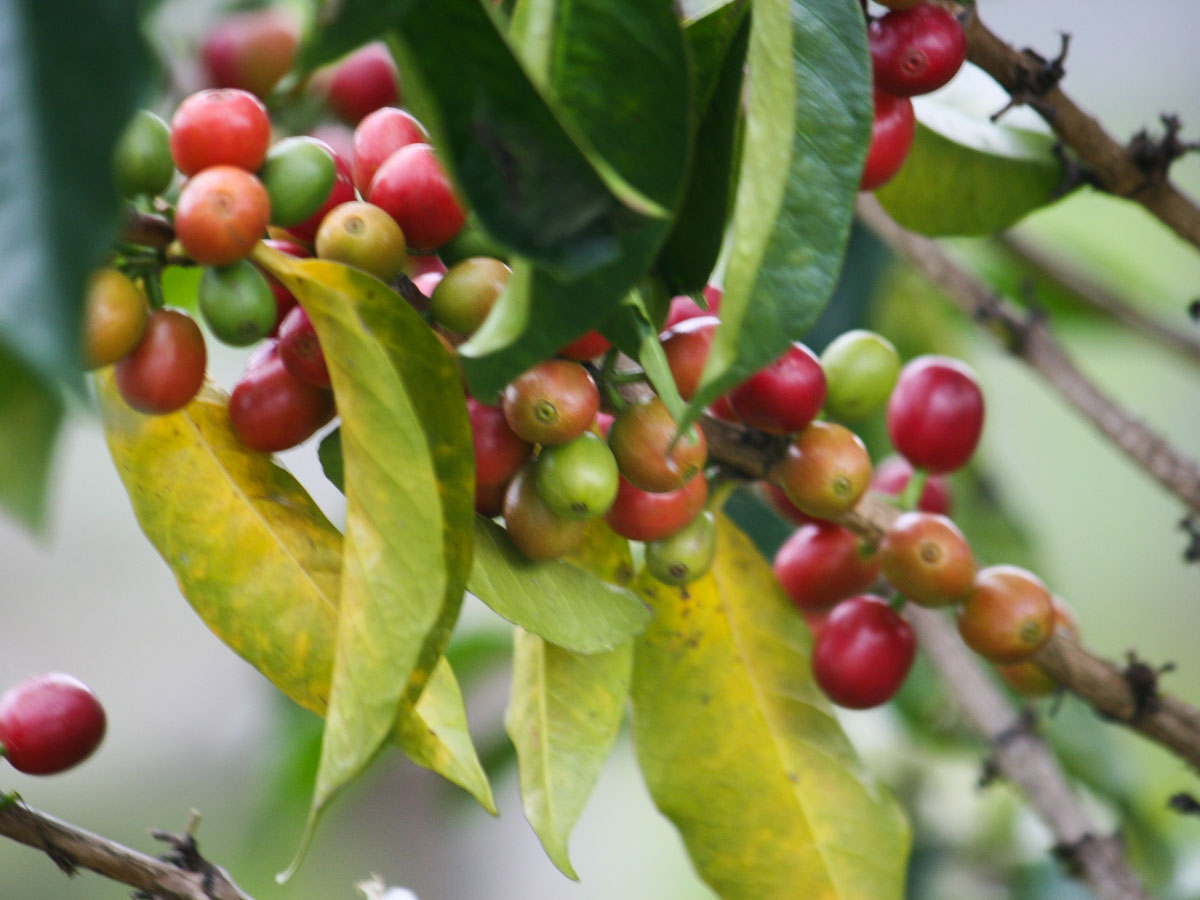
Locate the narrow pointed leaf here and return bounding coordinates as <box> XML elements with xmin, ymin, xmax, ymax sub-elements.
<box><xmin>97</xmin><ymin>376</ymin><xmax>492</xmax><ymax>811</ymax></box>
<box><xmin>253</xmin><ymin>249</ymin><xmax>474</xmax><ymax>844</ymax></box>
<box><xmin>632</xmin><ymin>515</ymin><xmax>910</xmax><ymax>898</ymax></box>
<box><xmin>468</xmin><ymin>517</ymin><xmax>648</xmax><ymax>653</ymax></box>
<box><xmin>688</xmin><ymin>0</ymin><xmax>872</xmax><ymax>424</ymax></box>
<box><xmin>0</xmin><ymin>345</ymin><xmax>62</xmax><ymax>531</ymax></box>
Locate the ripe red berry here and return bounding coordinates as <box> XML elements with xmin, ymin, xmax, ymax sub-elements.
<box><xmin>869</xmin><ymin>4</ymin><xmax>967</xmax><ymax>98</ymax></box>
<box><xmin>760</xmin><ymin>482</ymin><xmax>817</xmax><ymax>527</ymax></box>
<box><xmin>860</xmin><ymin>89</ymin><xmax>915</xmax><ymax>192</ymax></box>
<box><xmin>879</xmin><ymin>511</ymin><xmax>975</xmax><ymax>607</ymax></box>
<box><xmin>773</xmin><ymin>522</ymin><xmax>881</xmax><ymax>611</ymax></box>
<box><xmin>774</xmin><ymin>421</ymin><xmax>871</xmax><ymax>521</ymax></box>
<box><xmin>502</xmin><ymin>359</ymin><xmax>599</xmax><ymax>446</ymax></box>
<box><xmin>812</xmin><ymin>595</ymin><xmax>916</xmax><ymax>709</ymax></box>
<box><xmin>368</xmin><ymin>143</ymin><xmax>466</xmax><ymax>251</ymax></box>
<box><xmin>664</xmin><ymin>285</ymin><xmax>722</xmax><ymax>329</ymax></box>
<box><xmin>608</xmin><ymin>396</ymin><xmax>707</xmax><ymax>493</ymax></box>
<box><xmin>887</xmin><ymin>355</ymin><xmax>985</xmax><ymax>474</ymax></box>
<box><xmin>169</xmin><ymin>89</ymin><xmax>271</xmax><ymax>175</ymax></box>
<box><xmin>278</xmin><ymin>305</ymin><xmax>331</xmax><ymax>388</ymax></box>
<box><xmin>870</xmin><ymin>454</ymin><xmax>953</xmax><ymax>516</ymax></box>
<box><xmin>661</xmin><ymin>315</ymin><xmax>718</xmax><ymax>401</ymax></box>
<box><xmin>957</xmin><ymin>565</ymin><xmax>1055</xmax><ymax>663</ymax></box>
<box><xmin>558</xmin><ymin>330</ymin><xmax>612</xmax><ymax>362</ymax></box>
<box><xmin>229</xmin><ymin>345</ymin><xmax>335</xmax><ymax>453</ymax></box>
<box><xmin>605</xmin><ymin>472</ymin><xmax>708</xmax><ymax>543</ymax></box>
<box><xmin>0</xmin><ymin>673</ymin><xmax>106</xmax><ymax>775</ymax></box>
<box><xmin>727</xmin><ymin>342</ymin><xmax>826</xmax><ymax>435</ymax></box>
<box><xmin>468</xmin><ymin>397</ymin><xmax>532</xmax><ymax>487</ymax></box>
<box><xmin>201</xmin><ymin>9</ymin><xmax>298</xmax><ymax>98</ymax></box>
<box><xmin>115</xmin><ymin>309</ymin><xmax>207</xmax><ymax>414</ymax></box>
<box><xmin>352</xmin><ymin>107</ymin><xmax>429</xmax><ymax>193</ymax></box>
<box><xmin>175</xmin><ymin>166</ymin><xmax>271</xmax><ymax>266</ymax></box>
<box><xmin>323</xmin><ymin>42</ymin><xmax>401</xmax><ymax>124</ymax></box>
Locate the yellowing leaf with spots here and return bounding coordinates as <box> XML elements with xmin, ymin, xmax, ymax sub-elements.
<box><xmin>97</xmin><ymin>375</ymin><xmax>492</xmax><ymax>813</ymax></box>
<box><xmin>631</xmin><ymin>515</ymin><xmax>910</xmax><ymax>899</ymax></box>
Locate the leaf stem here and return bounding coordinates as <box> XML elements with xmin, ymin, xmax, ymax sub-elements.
<box><xmin>896</xmin><ymin>468</ymin><xmax>928</xmax><ymax>511</ymax></box>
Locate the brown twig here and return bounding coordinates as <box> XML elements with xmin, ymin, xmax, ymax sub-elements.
<box><xmin>945</xmin><ymin>3</ymin><xmax>1200</xmax><ymax>254</ymax></box>
<box><xmin>856</xmin><ymin>194</ymin><xmax>1200</xmax><ymax>516</ymax></box>
<box><xmin>0</xmin><ymin>799</ymin><xmax>255</xmax><ymax>900</ymax></box>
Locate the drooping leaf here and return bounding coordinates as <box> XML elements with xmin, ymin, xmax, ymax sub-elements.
<box><xmin>688</xmin><ymin>0</ymin><xmax>873</xmax><ymax>425</ymax></box>
<box><xmin>468</xmin><ymin>517</ymin><xmax>648</xmax><ymax>653</ymax></box>
<box><xmin>96</xmin><ymin>375</ymin><xmax>492</xmax><ymax>812</ymax></box>
<box><xmin>599</xmin><ymin>288</ymin><xmax>687</xmax><ymax>421</ymax></box>
<box><xmin>504</xmin><ymin>518</ymin><xmax>635</xmax><ymax>878</ymax></box>
<box><xmin>0</xmin><ymin>345</ymin><xmax>62</xmax><ymax>531</ymax></box>
<box><xmin>875</xmin><ymin>67</ymin><xmax>1066</xmax><ymax>236</ymax></box>
<box><xmin>632</xmin><ymin>515</ymin><xmax>910</xmax><ymax>899</ymax></box>
<box><xmin>0</xmin><ymin>2</ymin><xmax>150</xmax><ymax>387</ymax></box>
<box><xmin>253</xmin><ymin>249</ymin><xmax>475</xmax><ymax>858</ymax></box>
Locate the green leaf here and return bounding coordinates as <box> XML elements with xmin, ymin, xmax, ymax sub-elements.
<box><xmin>0</xmin><ymin>2</ymin><xmax>150</xmax><ymax>386</ymax></box>
<box><xmin>506</xmin><ymin>631</ymin><xmax>632</xmax><ymax>879</ymax></box>
<box><xmin>468</xmin><ymin>517</ymin><xmax>649</xmax><ymax>653</ymax></box>
<box><xmin>96</xmin><ymin>375</ymin><xmax>492</xmax><ymax>812</ymax></box>
<box><xmin>632</xmin><ymin>515</ymin><xmax>910</xmax><ymax>899</ymax></box>
<box><xmin>0</xmin><ymin>345</ymin><xmax>62</xmax><ymax>531</ymax></box>
<box><xmin>874</xmin><ymin>68</ymin><xmax>1066</xmax><ymax>236</ymax></box>
<box><xmin>253</xmin><ymin>249</ymin><xmax>475</xmax><ymax>863</ymax></box>
<box><xmin>599</xmin><ymin>287</ymin><xmax>686</xmax><ymax>421</ymax></box>
<box><xmin>689</xmin><ymin>0</ymin><xmax>873</xmax><ymax>424</ymax></box>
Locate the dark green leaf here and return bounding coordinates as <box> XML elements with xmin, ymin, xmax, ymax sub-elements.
<box><xmin>0</xmin><ymin>344</ymin><xmax>62</xmax><ymax>531</ymax></box>
<box><xmin>317</xmin><ymin>427</ymin><xmax>344</xmax><ymax>492</ymax></box>
<box><xmin>688</xmin><ymin>0</ymin><xmax>873</xmax><ymax>424</ymax></box>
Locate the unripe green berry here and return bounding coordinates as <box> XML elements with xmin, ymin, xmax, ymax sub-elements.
<box><xmin>534</xmin><ymin>432</ymin><xmax>619</xmax><ymax>520</ymax></box>
<box><xmin>820</xmin><ymin>329</ymin><xmax>900</xmax><ymax>422</ymax></box>
<box><xmin>646</xmin><ymin>510</ymin><xmax>717</xmax><ymax>586</ymax></box>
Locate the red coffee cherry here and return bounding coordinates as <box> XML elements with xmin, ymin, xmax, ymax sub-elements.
<box><xmin>869</xmin><ymin>4</ymin><xmax>967</xmax><ymax>98</ymax></box>
<box><xmin>503</xmin><ymin>464</ymin><xmax>587</xmax><ymax>561</ymax></box>
<box><xmin>175</xmin><ymin>166</ymin><xmax>271</xmax><ymax>266</ymax></box>
<box><xmin>760</xmin><ymin>482</ymin><xmax>817</xmax><ymax>527</ymax></box>
<box><xmin>661</xmin><ymin>315</ymin><xmax>718</xmax><ymax>401</ymax></box>
<box><xmin>323</xmin><ymin>42</ymin><xmax>400</xmax><ymax>124</ymax></box>
<box><xmin>773</xmin><ymin>522</ymin><xmax>881</xmax><ymax>612</ymax></box>
<box><xmin>957</xmin><ymin>565</ymin><xmax>1054</xmax><ymax>663</ymax></box>
<box><xmin>887</xmin><ymin>355</ymin><xmax>985</xmax><ymax>474</ymax></box>
<box><xmin>352</xmin><ymin>107</ymin><xmax>429</xmax><ymax>193</ymax></box>
<box><xmin>664</xmin><ymin>284</ymin><xmax>722</xmax><ymax>329</ymax></box>
<box><xmin>278</xmin><ymin>305</ymin><xmax>331</xmax><ymax>388</ymax></box>
<box><xmin>368</xmin><ymin>143</ymin><xmax>466</xmax><ymax>251</ymax></box>
<box><xmin>502</xmin><ymin>359</ymin><xmax>599</xmax><ymax>446</ymax></box>
<box><xmin>468</xmin><ymin>397</ymin><xmax>533</xmax><ymax>487</ymax></box>
<box><xmin>558</xmin><ymin>330</ymin><xmax>612</xmax><ymax>362</ymax></box>
<box><xmin>605</xmin><ymin>472</ymin><xmax>708</xmax><ymax>543</ymax></box>
<box><xmin>870</xmin><ymin>454</ymin><xmax>953</xmax><ymax>516</ymax></box>
<box><xmin>774</xmin><ymin>421</ymin><xmax>871</xmax><ymax>521</ymax></box>
<box><xmin>169</xmin><ymin>89</ymin><xmax>271</xmax><ymax>175</ymax></box>
<box><xmin>812</xmin><ymin>595</ymin><xmax>916</xmax><ymax>709</ymax></box>
<box><xmin>201</xmin><ymin>9</ymin><xmax>298</xmax><ymax>98</ymax></box>
<box><xmin>608</xmin><ymin>396</ymin><xmax>707</xmax><ymax>493</ymax></box>
<box><xmin>115</xmin><ymin>309</ymin><xmax>207</xmax><ymax>414</ymax></box>
<box><xmin>996</xmin><ymin>600</ymin><xmax>1077</xmax><ymax>696</ymax></box>
<box><xmin>879</xmin><ymin>511</ymin><xmax>975</xmax><ymax>607</ymax></box>
<box><xmin>0</xmin><ymin>674</ymin><xmax>106</xmax><ymax>775</ymax></box>
<box><xmin>860</xmin><ymin>89</ymin><xmax>915</xmax><ymax>192</ymax></box>
<box><xmin>475</xmin><ymin>479</ymin><xmax>508</xmax><ymax>518</ymax></box>
<box><xmin>229</xmin><ymin>344</ymin><xmax>335</xmax><ymax>453</ymax></box>
<box><xmin>727</xmin><ymin>342</ymin><xmax>826</xmax><ymax>435</ymax></box>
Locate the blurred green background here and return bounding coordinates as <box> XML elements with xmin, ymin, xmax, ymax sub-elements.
<box><xmin>2</xmin><ymin>1</ymin><xmax>1200</xmax><ymax>898</ymax></box>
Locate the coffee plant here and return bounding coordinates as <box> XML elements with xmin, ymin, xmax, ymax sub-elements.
<box><xmin>2</xmin><ymin>1</ymin><xmax>1199</xmax><ymax>898</ymax></box>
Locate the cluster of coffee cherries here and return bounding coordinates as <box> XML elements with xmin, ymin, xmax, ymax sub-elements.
<box><xmin>0</xmin><ymin>674</ymin><xmax>106</xmax><ymax>776</ymax></box>
<box><xmin>859</xmin><ymin>0</ymin><xmax>968</xmax><ymax>190</ymax></box>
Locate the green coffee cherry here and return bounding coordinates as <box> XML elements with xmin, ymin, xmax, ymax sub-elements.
<box><xmin>820</xmin><ymin>329</ymin><xmax>900</xmax><ymax>422</ymax></box>
<box><xmin>259</xmin><ymin>137</ymin><xmax>337</xmax><ymax>227</ymax></box>
<box><xmin>199</xmin><ymin>260</ymin><xmax>277</xmax><ymax>347</ymax></box>
<box><xmin>646</xmin><ymin>510</ymin><xmax>717</xmax><ymax>586</ymax></box>
<box><xmin>430</xmin><ymin>257</ymin><xmax>510</xmax><ymax>334</ymax></box>
<box><xmin>534</xmin><ymin>432</ymin><xmax>619</xmax><ymax>521</ymax></box>
<box><xmin>112</xmin><ymin>110</ymin><xmax>175</xmax><ymax>198</ymax></box>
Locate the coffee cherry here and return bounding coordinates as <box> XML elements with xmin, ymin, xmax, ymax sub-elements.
<box><xmin>996</xmin><ymin>600</ymin><xmax>1077</xmax><ymax>696</ymax></box>
<box><xmin>81</xmin><ymin>268</ymin><xmax>149</xmax><ymax>369</ymax></box>
<box><xmin>661</xmin><ymin>315</ymin><xmax>718</xmax><ymax>401</ymax></box>
<box><xmin>887</xmin><ymin>355</ymin><xmax>985</xmax><ymax>474</ymax></box>
<box><xmin>773</xmin><ymin>521</ymin><xmax>880</xmax><ymax>611</ymax></box>
<box><xmin>535</xmin><ymin>432</ymin><xmax>619</xmax><ymax>520</ymax></box>
<box><xmin>323</xmin><ymin>42</ymin><xmax>401</xmax><ymax>124</ymax></box>
<box><xmin>870</xmin><ymin>455</ymin><xmax>953</xmax><ymax>516</ymax></box>
<box><xmin>111</xmin><ymin>110</ymin><xmax>174</xmax><ymax>198</ymax></box>
<box><xmin>315</xmin><ymin>201</ymin><xmax>408</xmax><ymax>282</ymax></box>
<box><xmin>278</xmin><ymin>306</ymin><xmax>331</xmax><ymax>388</ymax></box>
<box><xmin>869</xmin><ymin>4</ymin><xmax>967</xmax><ymax>98</ymax></box>
<box><xmin>0</xmin><ymin>674</ymin><xmax>106</xmax><ymax>775</ymax></box>
<box><xmin>503</xmin><ymin>464</ymin><xmax>587</xmax><ymax>560</ymax></box>
<box><xmin>175</xmin><ymin>166</ymin><xmax>271</xmax><ymax>266</ymax></box>
<box><xmin>502</xmin><ymin>360</ymin><xmax>599</xmax><ymax>446</ymax></box>
<box><xmin>351</xmin><ymin>107</ymin><xmax>429</xmax><ymax>193</ymax></box>
<box><xmin>957</xmin><ymin>565</ymin><xmax>1054</xmax><ymax>663</ymax></box>
<box><xmin>812</xmin><ymin>595</ymin><xmax>915</xmax><ymax>709</ymax></box>
<box><xmin>199</xmin><ymin>260</ymin><xmax>278</xmax><ymax>347</ymax></box>
<box><xmin>820</xmin><ymin>329</ymin><xmax>900</xmax><ymax>422</ymax></box>
<box><xmin>760</xmin><ymin>482</ymin><xmax>817</xmax><ymax>527</ymax></box>
<box><xmin>115</xmin><ymin>309</ymin><xmax>207</xmax><ymax>414</ymax></box>
<box><xmin>259</xmin><ymin>137</ymin><xmax>337</xmax><ymax>228</ymax></box>
<box><xmin>605</xmin><ymin>472</ymin><xmax>708</xmax><ymax>543</ymax></box>
<box><xmin>879</xmin><ymin>511</ymin><xmax>974</xmax><ymax>607</ymax></box>
<box><xmin>774</xmin><ymin>421</ymin><xmax>871</xmax><ymax>520</ymax></box>
<box><xmin>229</xmin><ymin>344</ymin><xmax>335</xmax><ymax>453</ymax></box>
<box><xmin>558</xmin><ymin>330</ymin><xmax>612</xmax><ymax>362</ymax></box>
<box><xmin>645</xmin><ymin>510</ymin><xmax>717</xmax><ymax>586</ymax></box>
<box><xmin>664</xmin><ymin>285</ymin><xmax>722</xmax><ymax>329</ymax></box>
<box><xmin>468</xmin><ymin>397</ymin><xmax>532</xmax><ymax>487</ymax></box>
<box><xmin>284</xmin><ymin>146</ymin><xmax>356</xmax><ymax>244</ymax></box>
<box><xmin>475</xmin><ymin>479</ymin><xmax>508</xmax><ymax>518</ymax></box>
<box><xmin>608</xmin><ymin>396</ymin><xmax>707</xmax><ymax>493</ymax></box>
<box><xmin>368</xmin><ymin>143</ymin><xmax>466</xmax><ymax>251</ymax></box>
<box><xmin>727</xmin><ymin>342</ymin><xmax>826</xmax><ymax>435</ymax></box>
<box><xmin>860</xmin><ymin>89</ymin><xmax>915</xmax><ymax>192</ymax></box>
<box><xmin>430</xmin><ymin>257</ymin><xmax>510</xmax><ymax>334</ymax></box>
<box><xmin>201</xmin><ymin>8</ymin><xmax>298</xmax><ymax>98</ymax></box>
<box><xmin>169</xmin><ymin>89</ymin><xmax>271</xmax><ymax>175</ymax></box>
